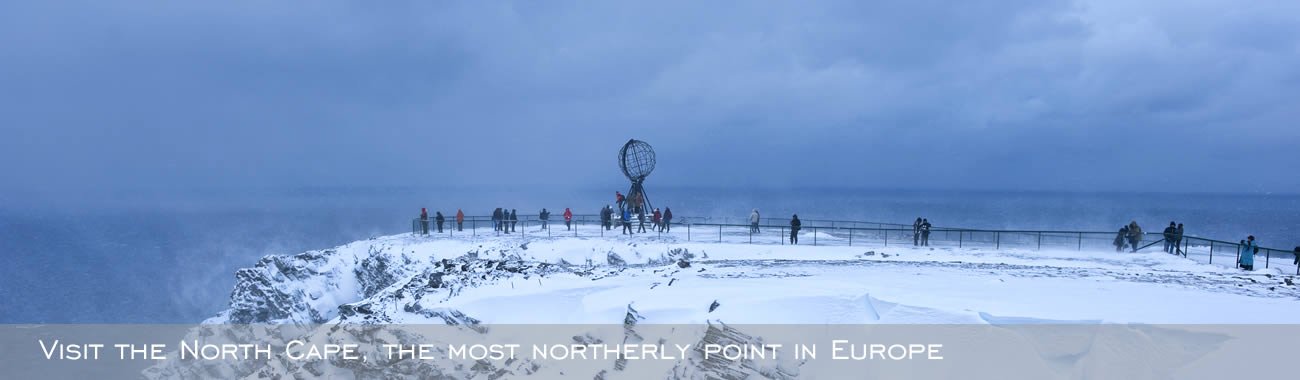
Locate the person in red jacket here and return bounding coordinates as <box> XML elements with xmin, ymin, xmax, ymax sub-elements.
<box><xmin>419</xmin><ymin>208</ymin><xmax>429</xmax><ymax>235</ymax></box>
<box><xmin>563</xmin><ymin>208</ymin><xmax>574</xmax><ymax>230</ymax></box>
<box><xmin>615</xmin><ymin>191</ymin><xmax>625</xmax><ymax>210</ymax></box>
<box><xmin>455</xmin><ymin>209</ymin><xmax>465</xmax><ymax>231</ymax></box>
<box><xmin>652</xmin><ymin>208</ymin><xmax>662</xmax><ymax>231</ymax></box>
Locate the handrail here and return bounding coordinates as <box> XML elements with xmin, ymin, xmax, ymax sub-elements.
<box><xmin>407</xmin><ymin>214</ymin><xmax>1298</xmax><ymax>273</ymax></box>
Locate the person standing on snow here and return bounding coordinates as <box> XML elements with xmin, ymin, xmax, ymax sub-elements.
<box><xmin>600</xmin><ymin>206</ymin><xmax>612</xmax><ymax>230</ymax></box>
<box><xmin>1126</xmin><ymin>221</ymin><xmax>1143</xmax><ymax>252</ymax></box>
<box><xmin>662</xmin><ymin>208</ymin><xmax>673</xmax><ymax>232</ymax></box>
<box><xmin>636</xmin><ymin>207</ymin><xmax>647</xmax><ymax>233</ymax></box>
<box><xmin>616</xmin><ymin>191</ymin><xmax>625</xmax><ymax>211</ymax></box>
<box><xmin>563</xmin><ymin>208</ymin><xmax>573</xmax><ymax>230</ymax></box>
<box><xmin>456</xmin><ymin>209</ymin><xmax>465</xmax><ymax>231</ymax></box>
<box><xmin>1238</xmin><ymin>236</ymin><xmax>1258</xmax><ymax>271</ymax></box>
<box><xmin>622</xmin><ymin>208</ymin><xmax>634</xmax><ymax>234</ymax></box>
<box><xmin>912</xmin><ymin>217</ymin><xmax>922</xmax><ymax>246</ymax></box>
<box><xmin>501</xmin><ymin>207</ymin><xmax>510</xmax><ymax>234</ymax></box>
<box><xmin>789</xmin><ymin>214</ymin><xmax>802</xmax><ymax>244</ymax></box>
<box><xmin>652</xmin><ymin>208</ymin><xmax>662</xmax><ymax>231</ymax></box>
<box><xmin>435</xmin><ymin>211</ymin><xmax>445</xmax><ymax>233</ymax></box>
<box><xmin>920</xmin><ymin>219</ymin><xmax>932</xmax><ymax>247</ymax></box>
<box><xmin>1114</xmin><ymin>226</ymin><xmax>1129</xmax><ymax>252</ymax></box>
<box><xmin>539</xmin><ymin>208</ymin><xmax>550</xmax><ymax>230</ymax></box>
<box><xmin>509</xmin><ymin>209</ymin><xmax>518</xmax><ymax>232</ymax></box>
<box><xmin>419</xmin><ymin>208</ymin><xmax>430</xmax><ymax>235</ymax></box>
<box><xmin>1162</xmin><ymin>222</ymin><xmax>1177</xmax><ymax>254</ymax></box>
<box><xmin>1173</xmin><ymin>223</ymin><xmax>1185</xmax><ymax>255</ymax></box>
<box><xmin>750</xmin><ymin>209</ymin><xmax>761</xmax><ymax>233</ymax></box>
<box><xmin>492</xmin><ymin>208</ymin><xmax>503</xmax><ymax>232</ymax></box>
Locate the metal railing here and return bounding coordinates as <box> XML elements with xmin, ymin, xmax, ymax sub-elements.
<box><xmin>410</xmin><ymin>215</ymin><xmax>1300</xmax><ymax>274</ymax></box>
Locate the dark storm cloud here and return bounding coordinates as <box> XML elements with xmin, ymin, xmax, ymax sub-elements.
<box><xmin>2</xmin><ymin>0</ymin><xmax>1298</xmax><ymax>199</ymax></box>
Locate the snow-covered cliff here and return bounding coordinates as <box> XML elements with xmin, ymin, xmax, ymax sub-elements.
<box><xmin>145</xmin><ymin>230</ymin><xmax>1300</xmax><ymax>378</ymax></box>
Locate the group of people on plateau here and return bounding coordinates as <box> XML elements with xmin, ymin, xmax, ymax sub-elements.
<box><xmin>912</xmin><ymin>218</ymin><xmax>932</xmax><ymax>247</ymax></box>
<box><xmin>1161</xmin><ymin>221</ymin><xmax>1186</xmax><ymax>255</ymax></box>
<box><xmin>742</xmin><ymin>209</ymin><xmax>800</xmax><ymax>244</ymax></box>
<box><xmin>1114</xmin><ymin>221</ymin><xmax>1144</xmax><ymax>252</ymax></box>
<box><xmin>492</xmin><ymin>208</ymin><xmax>518</xmax><ymax>233</ymax></box>
<box><xmin>418</xmin><ymin>208</ymin><xmax>465</xmax><ymax>234</ymax></box>
<box><xmin>599</xmin><ymin>202</ymin><xmax>674</xmax><ymax>234</ymax></box>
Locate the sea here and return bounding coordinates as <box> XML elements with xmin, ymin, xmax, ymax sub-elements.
<box><xmin>3</xmin><ymin>186</ymin><xmax>1298</xmax><ymax>323</ymax></box>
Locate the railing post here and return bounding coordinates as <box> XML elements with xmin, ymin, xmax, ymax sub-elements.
<box><xmin>813</xmin><ymin>227</ymin><xmax>818</xmax><ymax>246</ymax></box>
<box><xmin>1037</xmin><ymin>232</ymin><xmax>1042</xmax><ymax>250</ymax></box>
<box><xmin>995</xmin><ymin>231</ymin><xmax>1000</xmax><ymax>250</ymax></box>
<box><xmin>959</xmin><ymin>231</ymin><xmax>963</xmax><ymax>248</ymax></box>
<box><xmin>781</xmin><ymin>226</ymin><xmax>785</xmax><ymax>245</ymax></box>
<box><xmin>1266</xmin><ymin>249</ymin><xmax>1270</xmax><ymax>269</ymax></box>
<box><xmin>1209</xmin><ymin>242</ymin><xmax>1214</xmax><ymax>264</ymax></box>
<box><xmin>718</xmin><ymin>225</ymin><xmax>722</xmax><ymax>243</ymax></box>
<box><xmin>848</xmin><ymin>228</ymin><xmax>853</xmax><ymax>246</ymax></box>
<box><xmin>687</xmin><ymin>224</ymin><xmax>691</xmax><ymax>241</ymax></box>
<box><xmin>884</xmin><ymin>229</ymin><xmax>888</xmax><ymax>246</ymax></box>
<box><xmin>748</xmin><ymin>227</ymin><xmax>752</xmax><ymax>244</ymax></box>
<box><xmin>1077</xmin><ymin>232</ymin><xmax>1082</xmax><ymax>250</ymax></box>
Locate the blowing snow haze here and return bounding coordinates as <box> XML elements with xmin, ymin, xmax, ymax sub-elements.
<box><xmin>2</xmin><ymin>0</ymin><xmax>1299</xmax><ymax>199</ymax></box>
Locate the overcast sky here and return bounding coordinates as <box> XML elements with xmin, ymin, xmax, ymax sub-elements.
<box><xmin>2</xmin><ymin>0</ymin><xmax>1298</xmax><ymax>200</ymax></box>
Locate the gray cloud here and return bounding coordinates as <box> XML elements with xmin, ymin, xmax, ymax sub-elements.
<box><xmin>2</xmin><ymin>0</ymin><xmax>1298</xmax><ymax>200</ymax></box>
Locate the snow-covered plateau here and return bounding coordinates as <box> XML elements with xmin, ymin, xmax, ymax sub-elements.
<box><xmin>144</xmin><ymin>226</ymin><xmax>1300</xmax><ymax>378</ymax></box>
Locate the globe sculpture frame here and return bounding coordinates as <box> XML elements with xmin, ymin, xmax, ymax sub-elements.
<box><xmin>618</xmin><ymin>139</ymin><xmax>656</xmax><ymax>214</ymax></box>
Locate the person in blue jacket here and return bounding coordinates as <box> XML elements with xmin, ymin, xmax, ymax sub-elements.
<box><xmin>1238</xmin><ymin>235</ymin><xmax>1257</xmax><ymax>271</ymax></box>
<box><xmin>622</xmin><ymin>208</ymin><xmax>634</xmax><ymax>235</ymax></box>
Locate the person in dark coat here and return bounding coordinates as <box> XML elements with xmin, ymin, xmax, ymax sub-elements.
<box><xmin>1173</xmin><ymin>223</ymin><xmax>1184</xmax><ymax>255</ymax></box>
<box><xmin>1114</xmin><ymin>226</ymin><xmax>1128</xmax><ymax>252</ymax></box>
<box><xmin>501</xmin><ymin>207</ymin><xmax>510</xmax><ymax>234</ymax></box>
<box><xmin>492</xmin><ymin>208</ymin><xmax>503</xmax><ymax>232</ymax></box>
<box><xmin>920</xmin><ymin>219</ymin><xmax>932</xmax><ymax>246</ymax></box>
<box><xmin>622</xmin><ymin>208</ymin><xmax>633</xmax><ymax>234</ymax></box>
<box><xmin>1162</xmin><ymin>222</ymin><xmax>1177</xmax><ymax>254</ymax></box>
<box><xmin>419</xmin><ymin>208</ymin><xmax>430</xmax><ymax>235</ymax></box>
<box><xmin>790</xmin><ymin>214</ymin><xmax>801</xmax><ymax>244</ymax></box>
<box><xmin>912</xmin><ymin>217</ymin><xmax>922</xmax><ymax>246</ymax></box>
<box><xmin>539</xmin><ymin>208</ymin><xmax>550</xmax><ymax>230</ymax></box>
<box><xmin>662</xmin><ymin>208</ymin><xmax>673</xmax><ymax>232</ymax></box>
<box><xmin>435</xmin><ymin>211</ymin><xmax>445</xmax><ymax>233</ymax></box>
<box><xmin>509</xmin><ymin>209</ymin><xmax>518</xmax><ymax>232</ymax></box>
<box><xmin>636</xmin><ymin>207</ymin><xmax>647</xmax><ymax>233</ymax></box>
<box><xmin>1293</xmin><ymin>247</ymin><xmax>1299</xmax><ymax>266</ymax></box>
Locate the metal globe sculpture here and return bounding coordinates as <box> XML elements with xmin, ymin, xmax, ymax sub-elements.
<box><xmin>618</xmin><ymin>139</ymin><xmax>656</xmax><ymax>213</ymax></box>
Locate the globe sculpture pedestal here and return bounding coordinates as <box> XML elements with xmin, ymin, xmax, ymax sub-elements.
<box><xmin>618</xmin><ymin>139</ymin><xmax>656</xmax><ymax>214</ymax></box>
